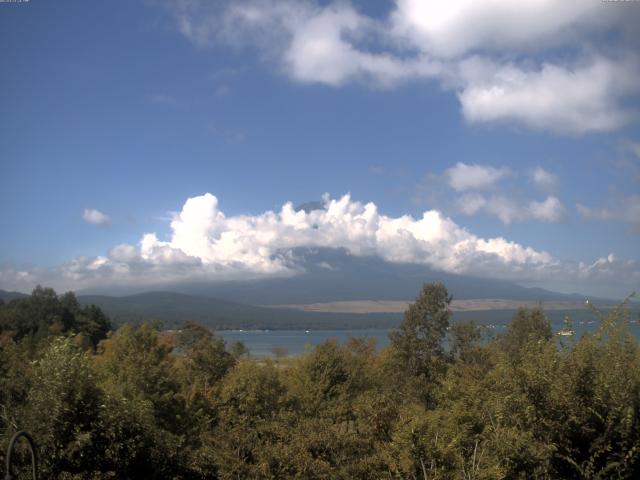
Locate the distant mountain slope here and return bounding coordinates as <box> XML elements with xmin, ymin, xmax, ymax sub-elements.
<box><xmin>77</xmin><ymin>291</ymin><xmax>623</xmax><ymax>331</ymax></box>
<box><xmin>0</xmin><ymin>290</ymin><xmax>28</xmax><ymax>302</ymax></box>
<box><xmin>5</xmin><ymin>288</ymin><xmax>630</xmax><ymax>332</ymax></box>
<box><xmin>77</xmin><ymin>291</ymin><xmax>403</xmax><ymax>330</ymax></box>
<box><xmin>163</xmin><ymin>248</ymin><xmax>597</xmax><ymax>305</ymax></box>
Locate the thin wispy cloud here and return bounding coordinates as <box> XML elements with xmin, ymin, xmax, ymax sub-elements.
<box><xmin>147</xmin><ymin>93</ymin><xmax>185</xmax><ymax>108</ymax></box>
<box><xmin>456</xmin><ymin>194</ymin><xmax>566</xmax><ymax>225</ymax></box>
<box><xmin>207</xmin><ymin>124</ymin><xmax>246</xmax><ymax>143</ymax></box>
<box><xmin>210</xmin><ymin>66</ymin><xmax>245</xmax><ymax>80</ymax></box>
<box><xmin>530</xmin><ymin>167</ymin><xmax>558</xmax><ymax>193</ymax></box>
<box><xmin>577</xmin><ymin>195</ymin><xmax>640</xmax><ymax>229</ymax></box>
<box><xmin>426</xmin><ymin>162</ymin><xmax>566</xmax><ymax>225</ymax></box>
<box><xmin>613</xmin><ymin>139</ymin><xmax>640</xmax><ymax>183</ymax></box>
<box><xmin>215</xmin><ymin>85</ymin><xmax>232</xmax><ymax>97</ymax></box>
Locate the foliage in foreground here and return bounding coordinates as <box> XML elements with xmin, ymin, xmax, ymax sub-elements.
<box><xmin>1</xmin><ymin>284</ymin><xmax>640</xmax><ymax>479</ymax></box>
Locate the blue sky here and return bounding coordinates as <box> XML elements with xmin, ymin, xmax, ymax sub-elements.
<box><xmin>1</xmin><ymin>0</ymin><xmax>639</xmax><ymax>297</ymax></box>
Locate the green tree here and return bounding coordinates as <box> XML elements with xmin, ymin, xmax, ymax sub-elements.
<box><xmin>75</xmin><ymin>304</ymin><xmax>112</xmax><ymax>349</ymax></box>
<box><xmin>0</xmin><ymin>286</ymin><xmax>68</xmax><ymax>342</ymax></box>
<box><xmin>389</xmin><ymin>282</ymin><xmax>452</xmax><ymax>405</ymax></box>
<box><xmin>0</xmin><ymin>336</ymin><xmax>33</xmax><ymax>460</ymax></box>
<box><xmin>0</xmin><ymin>287</ymin><xmax>111</xmax><ymax>348</ymax></box>
<box><xmin>281</xmin><ymin>338</ymin><xmax>393</xmax><ymax>478</ymax></box>
<box><xmin>21</xmin><ymin>337</ymin><xmax>106</xmax><ymax>478</ymax></box>
<box><xmin>229</xmin><ymin>340</ymin><xmax>249</xmax><ymax>359</ymax></box>
<box><xmin>175</xmin><ymin>321</ymin><xmax>235</xmax><ymax>395</ymax></box>
<box><xmin>450</xmin><ymin>320</ymin><xmax>491</xmax><ymax>368</ymax></box>
<box><xmin>171</xmin><ymin>321</ymin><xmax>237</xmax><ymax>476</ymax></box>
<box><xmin>211</xmin><ymin>360</ymin><xmax>290</xmax><ymax>479</ymax></box>
<box><xmin>94</xmin><ymin>322</ymin><xmax>188</xmax><ymax>478</ymax></box>
<box><xmin>497</xmin><ymin>306</ymin><xmax>552</xmax><ymax>360</ymax></box>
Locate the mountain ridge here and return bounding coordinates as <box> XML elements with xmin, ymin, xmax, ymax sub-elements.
<box><xmin>163</xmin><ymin>249</ymin><xmax>606</xmax><ymax>304</ymax></box>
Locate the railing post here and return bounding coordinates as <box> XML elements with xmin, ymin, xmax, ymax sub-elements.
<box><xmin>4</xmin><ymin>431</ymin><xmax>37</xmax><ymax>480</ymax></box>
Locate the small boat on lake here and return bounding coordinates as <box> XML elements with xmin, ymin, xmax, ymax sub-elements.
<box><xmin>557</xmin><ymin>328</ymin><xmax>574</xmax><ymax>336</ymax></box>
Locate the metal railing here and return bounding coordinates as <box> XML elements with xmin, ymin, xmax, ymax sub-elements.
<box><xmin>4</xmin><ymin>431</ymin><xmax>37</xmax><ymax>480</ymax></box>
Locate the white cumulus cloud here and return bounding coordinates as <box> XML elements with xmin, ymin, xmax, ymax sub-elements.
<box><xmin>528</xmin><ymin>196</ymin><xmax>566</xmax><ymax>222</ymax></box>
<box><xmin>166</xmin><ymin>0</ymin><xmax>640</xmax><ymax>134</ymax></box>
<box><xmin>445</xmin><ymin>162</ymin><xmax>511</xmax><ymax>191</ymax></box>
<box><xmin>0</xmin><ymin>192</ymin><xmax>636</xmax><ymax>296</ymax></box>
<box><xmin>82</xmin><ymin>208</ymin><xmax>111</xmax><ymax>225</ymax></box>
<box><xmin>390</xmin><ymin>0</ymin><xmax>612</xmax><ymax>58</ymax></box>
<box><xmin>1</xmin><ymin>192</ymin><xmax>559</xmax><ymax>291</ymax></box>
<box><xmin>457</xmin><ymin>56</ymin><xmax>638</xmax><ymax>134</ymax></box>
<box><xmin>149</xmin><ymin>192</ymin><xmax>556</xmax><ymax>276</ymax></box>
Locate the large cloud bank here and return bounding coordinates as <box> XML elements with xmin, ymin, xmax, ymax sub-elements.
<box><xmin>1</xmin><ymin>193</ymin><xmax>637</xmax><ymax>296</ymax></box>
<box><xmin>147</xmin><ymin>193</ymin><xmax>553</xmax><ymax>274</ymax></box>
<box><xmin>168</xmin><ymin>0</ymin><xmax>640</xmax><ymax>134</ymax></box>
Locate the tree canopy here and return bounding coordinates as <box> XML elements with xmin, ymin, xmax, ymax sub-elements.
<box><xmin>2</xmin><ymin>284</ymin><xmax>640</xmax><ymax>479</ymax></box>
<box><xmin>0</xmin><ymin>286</ymin><xmax>112</xmax><ymax>348</ymax></box>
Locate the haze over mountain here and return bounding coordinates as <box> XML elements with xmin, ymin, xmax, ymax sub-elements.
<box><xmin>77</xmin><ymin>248</ymin><xmax>595</xmax><ymax>304</ymax></box>
<box><xmin>4</xmin><ymin>283</ymin><xmax>629</xmax><ymax>332</ymax></box>
<box><xmin>1</xmin><ymin>247</ymin><xmax>629</xmax><ymax>330</ymax></box>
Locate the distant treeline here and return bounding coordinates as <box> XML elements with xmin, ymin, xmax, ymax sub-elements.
<box><xmin>1</xmin><ymin>284</ymin><xmax>640</xmax><ymax>479</ymax></box>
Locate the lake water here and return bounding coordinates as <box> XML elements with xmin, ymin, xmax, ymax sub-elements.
<box><xmin>220</xmin><ymin>321</ymin><xmax>640</xmax><ymax>357</ymax></box>
<box><xmin>220</xmin><ymin>329</ymin><xmax>391</xmax><ymax>357</ymax></box>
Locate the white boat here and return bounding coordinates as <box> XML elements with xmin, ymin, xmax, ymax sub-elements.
<box><xmin>557</xmin><ymin>328</ymin><xmax>574</xmax><ymax>336</ymax></box>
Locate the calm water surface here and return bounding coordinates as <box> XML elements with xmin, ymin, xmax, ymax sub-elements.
<box><xmin>220</xmin><ymin>329</ymin><xmax>391</xmax><ymax>357</ymax></box>
<box><xmin>220</xmin><ymin>321</ymin><xmax>640</xmax><ymax>357</ymax></box>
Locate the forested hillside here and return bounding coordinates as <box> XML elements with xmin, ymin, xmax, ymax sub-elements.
<box><xmin>1</xmin><ymin>284</ymin><xmax>639</xmax><ymax>479</ymax></box>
